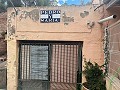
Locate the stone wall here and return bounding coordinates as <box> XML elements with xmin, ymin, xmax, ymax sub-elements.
<box><xmin>0</xmin><ymin>61</ymin><xmax>7</xmax><ymax>89</ymax></box>
<box><xmin>0</xmin><ymin>13</ymin><xmax>7</xmax><ymax>61</ymax></box>
<box><xmin>103</xmin><ymin>6</ymin><xmax>120</xmax><ymax>90</ymax></box>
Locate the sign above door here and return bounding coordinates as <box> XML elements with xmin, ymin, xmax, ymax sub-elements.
<box><xmin>40</xmin><ymin>10</ymin><xmax>61</xmax><ymax>23</ymax></box>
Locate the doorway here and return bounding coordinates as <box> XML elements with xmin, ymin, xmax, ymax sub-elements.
<box><xmin>18</xmin><ymin>41</ymin><xmax>83</xmax><ymax>90</ymax></box>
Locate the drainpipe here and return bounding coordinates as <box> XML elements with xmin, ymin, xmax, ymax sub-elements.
<box><xmin>98</xmin><ymin>15</ymin><xmax>117</xmax><ymax>75</ymax></box>
<box><xmin>98</xmin><ymin>15</ymin><xmax>117</xmax><ymax>24</ymax></box>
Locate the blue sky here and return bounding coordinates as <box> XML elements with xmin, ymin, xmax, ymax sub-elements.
<box><xmin>57</xmin><ymin>0</ymin><xmax>92</xmax><ymax>6</ymax></box>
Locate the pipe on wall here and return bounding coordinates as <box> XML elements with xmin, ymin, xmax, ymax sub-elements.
<box><xmin>98</xmin><ymin>15</ymin><xmax>117</xmax><ymax>24</ymax></box>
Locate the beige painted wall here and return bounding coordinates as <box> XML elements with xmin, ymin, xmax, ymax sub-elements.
<box><xmin>7</xmin><ymin>5</ymin><xmax>104</xmax><ymax>90</ymax></box>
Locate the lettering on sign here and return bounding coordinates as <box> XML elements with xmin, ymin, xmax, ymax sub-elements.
<box><xmin>40</xmin><ymin>10</ymin><xmax>61</xmax><ymax>23</ymax></box>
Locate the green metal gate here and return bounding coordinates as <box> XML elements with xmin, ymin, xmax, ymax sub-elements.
<box><xmin>18</xmin><ymin>41</ymin><xmax>83</xmax><ymax>90</ymax></box>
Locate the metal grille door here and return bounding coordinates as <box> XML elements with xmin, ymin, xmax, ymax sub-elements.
<box><xmin>50</xmin><ymin>44</ymin><xmax>81</xmax><ymax>90</ymax></box>
<box><xmin>18</xmin><ymin>44</ymin><xmax>50</xmax><ymax>90</ymax></box>
<box><xmin>18</xmin><ymin>41</ymin><xmax>82</xmax><ymax>90</ymax></box>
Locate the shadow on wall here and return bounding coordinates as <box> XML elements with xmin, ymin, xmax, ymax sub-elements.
<box><xmin>0</xmin><ymin>61</ymin><xmax>7</xmax><ymax>89</ymax></box>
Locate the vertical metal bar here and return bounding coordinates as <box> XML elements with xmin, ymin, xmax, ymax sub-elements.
<box><xmin>41</xmin><ymin>44</ymin><xmax>44</xmax><ymax>80</ymax></box>
<box><xmin>48</xmin><ymin>44</ymin><xmax>50</xmax><ymax>81</ymax></box>
<box><xmin>69</xmin><ymin>45</ymin><xmax>71</xmax><ymax>83</ymax></box>
<box><xmin>50</xmin><ymin>44</ymin><xmax>53</xmax><ymax>90</ymax></box>
<box><xmin>76</xmin><ymin>44</ymin><xmax>78</xmax><ymax>90</ymax></box>
<box><xmin>66</xmin><ymin>45</ymin><xmax>68</xmax><ymax>83</ymax></box>
<box><xmin>19</xmin><ymin>44</ymin><xmax>22</xmax><ymax>79</ymax></box>
<box><xmin>50</xmin><ymin>44</ymin><xmax>52</xmax><ymax>82</ymax></box>
<box><xmin>60</xmin><ymin>44</ymin><xmax>62</xmax><ymax>82</ymax></box>
<box><xmin>72</xmin><ymin>45</ymin><xmax>74</xmax><ymax>83</ymax></box>
<box><xmin>75</xmin><ymin>45</ymin><xmax>78</xmax><ymax>83</ymax></box>
<box><xmin>26</xmin><ymin>45</ymin><xmax>28</xmax><ymax>79</ymax></box>
<box><xmin>36</xmin><ymin>44</ymin><xmax>39</xmax><ymax>79</ymax></box>
<box><xmin>57</xmin><ymin>44</ymin><xmax>59</xmax><ymax>82</ymax></box>
<box><xmin>63</xmin><ymin>45</ymin><xmax>65</xmax><ymax>82</ymax></box>
<box><xmin>79</xmin><ymin>43</ymin><xmax>83</xmax><ymax>81</ymax></box>
<box><xmin>79</xmin><ymin>44</ymin><xmax>83</xmax><ymax>83</ymax></box>
<box><xmin>54</xmin><ymin>44</ymin><xmax>56</xmax><ymax>82</ymax></box>
<box><xmin>47</xmin><ymin>44</ymin><xmax>50</xmax><ymax>90</ymax></box>
<box><xmin>29</xmin><ymin>45</ymin><xmax>31</xmax><ymax>79</ymax></box>
<box><xmin>18</xmin><ymin>43</ymin><xmax>22</xmax><ymax>90</ymax></box>
<box><xmin>77</xmin><ymin>44</ymin><xmax>82</xmax><ymax>90</ymax></box>
<box><xmin>23</xmin><ymin>44</ymin><xmax>25</xmax><ymax>79</ymax></box>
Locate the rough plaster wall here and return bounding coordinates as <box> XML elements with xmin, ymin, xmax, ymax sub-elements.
<box><xmin>7</xmin><ymin>8</ymin><xmax>18</xmax><ymax>90</ymax></box>
<box><xmin>7</xmin><ymin>40</ymin><xmax>18</xmax><ymax>90</ymax></box>
<box><xmin>7</xmin><ymin>5</ymin><xmax>104</xmax><ymax>90</ymax></box>
<box><xmin>16</xmin><ymin>6</ymin><xmax>103</xmax><ymax>62</ymax></box>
